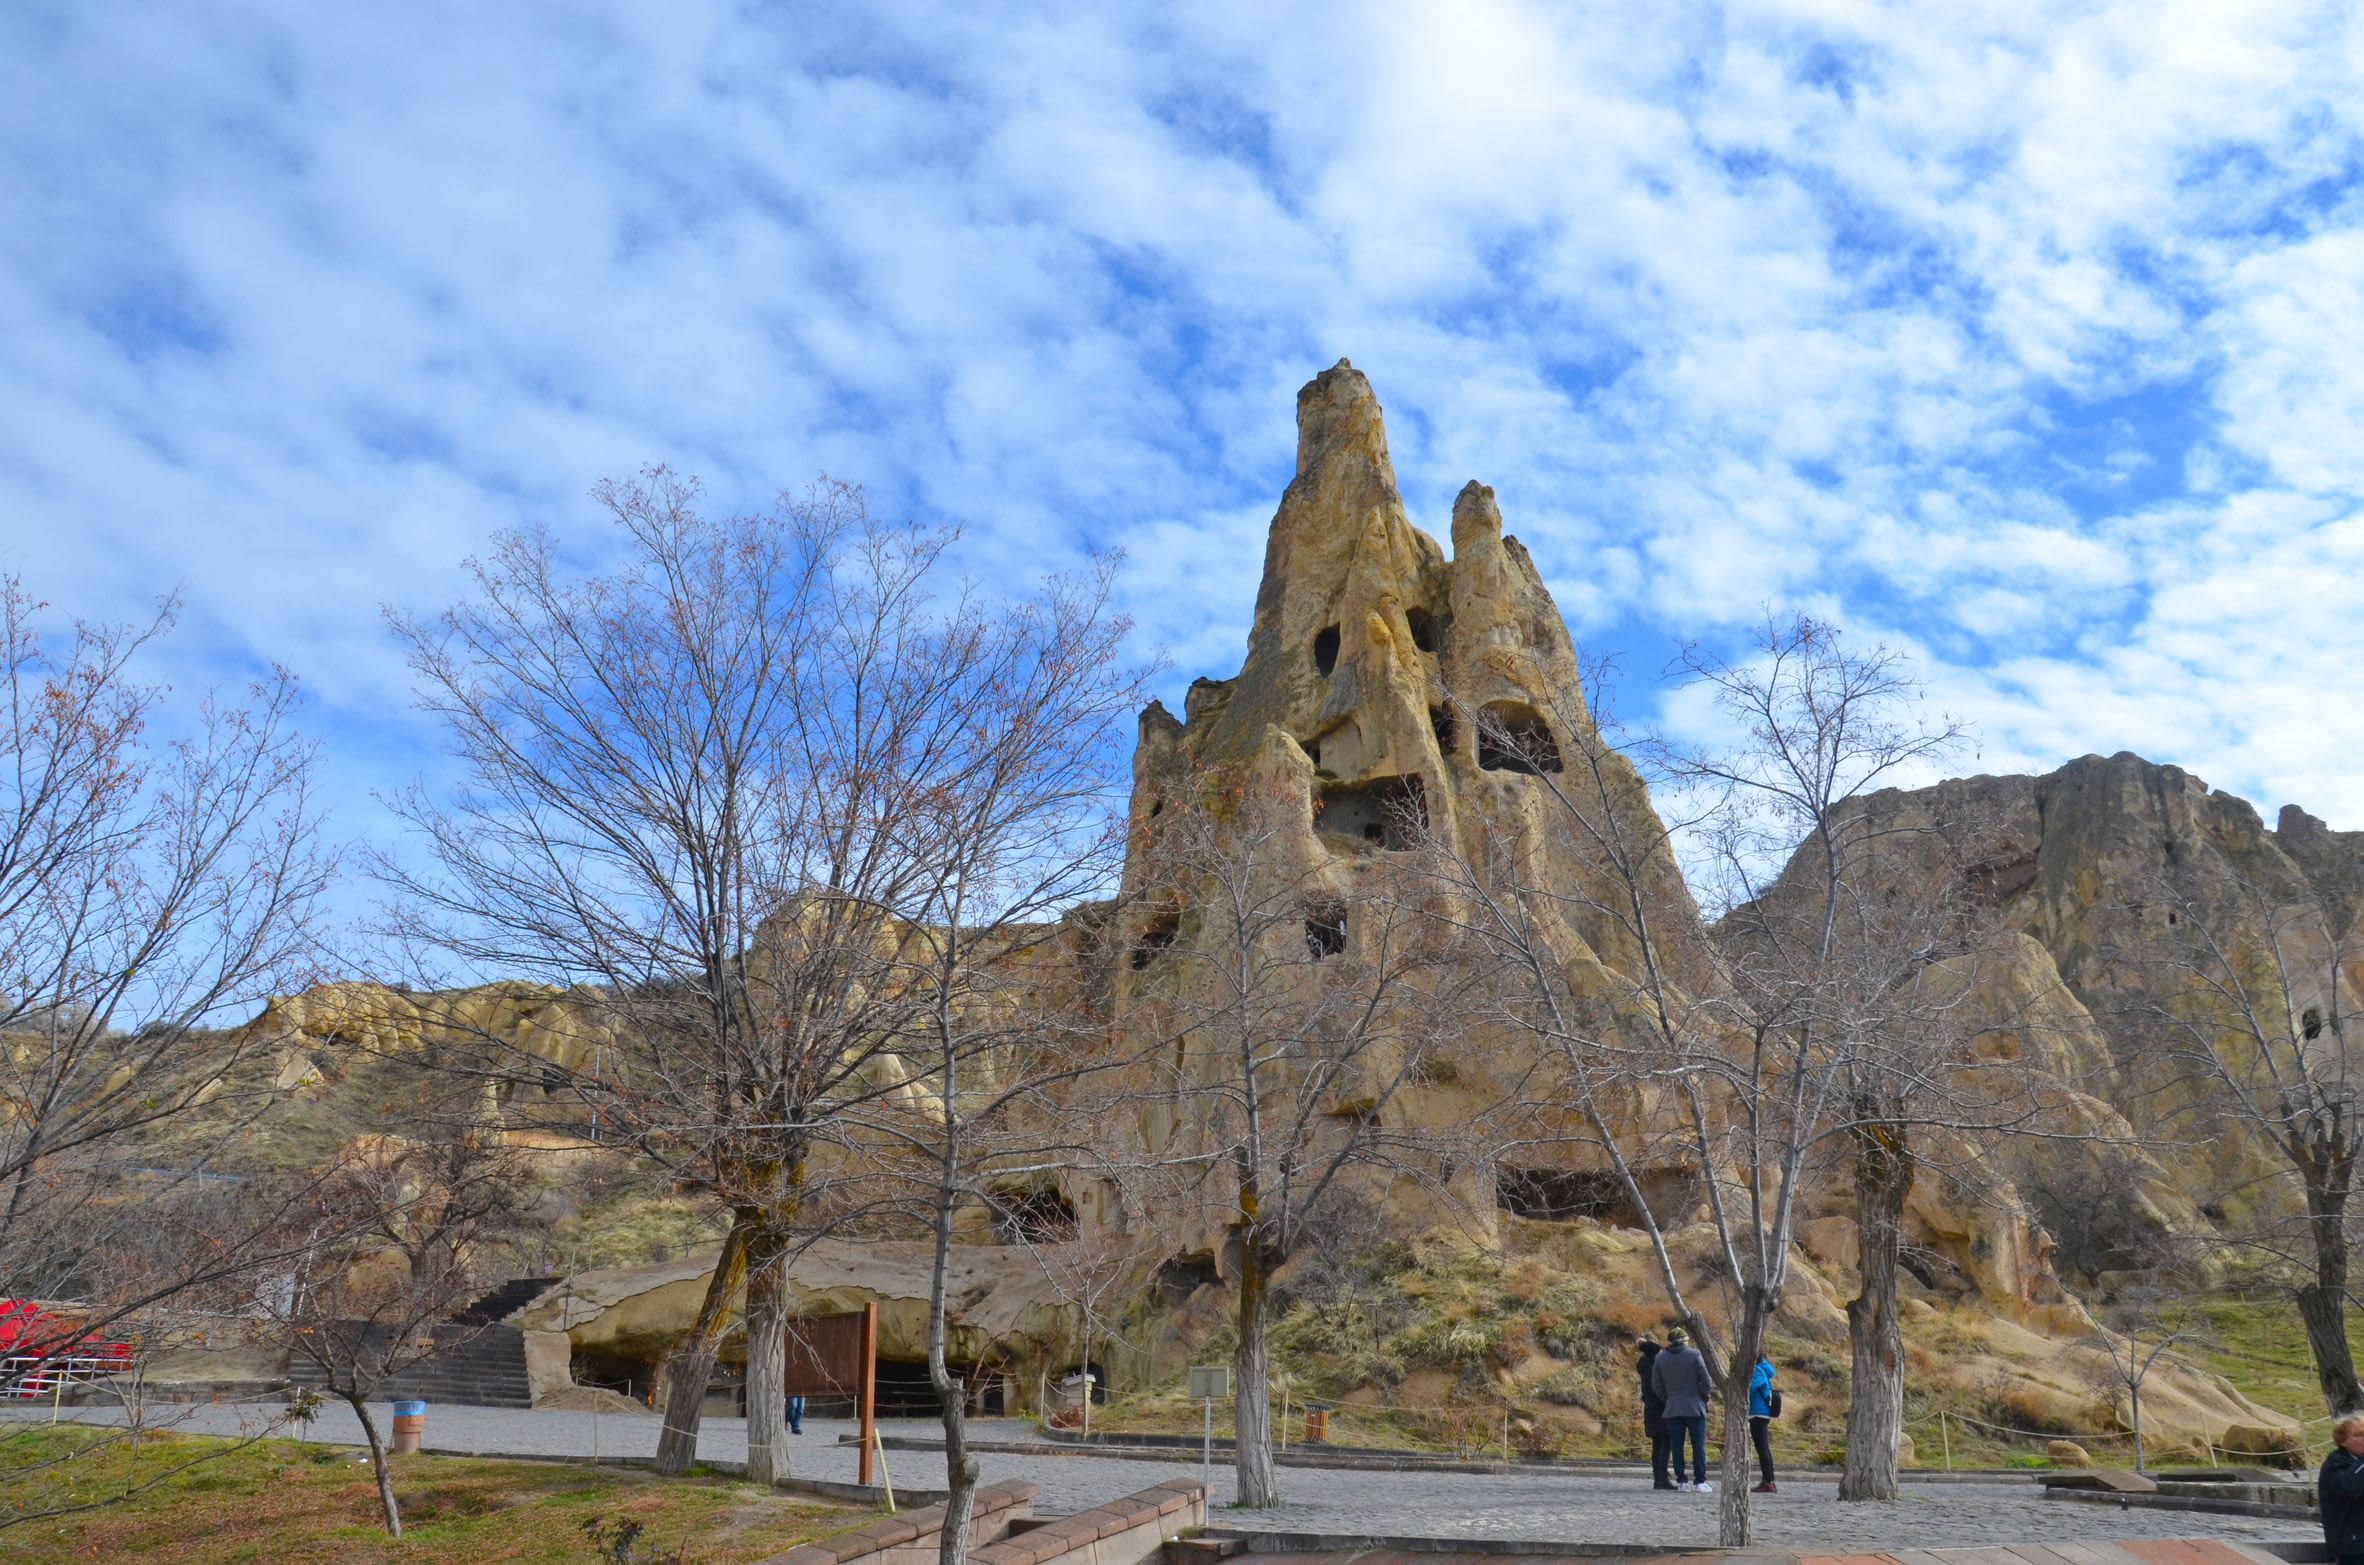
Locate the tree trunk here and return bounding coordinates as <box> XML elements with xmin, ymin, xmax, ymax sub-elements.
<box><xmin>744</xmin><ymin>1216</ymin><xmax>793</xmax><ymax>1487</ymax></box>
<box><xmin>930</xmin><ymin>1175</ymin><xmax>980</xmax><ymax>1565</ymax></box>
<box><xmin>351</xmin><ymin>1393</ymin><xmax>400</xmax><ymax>1537</ymax></box>
<box><xmin>1841</xmin><ymin>1120</ymin><xmax>1912</xmax><ymax>1501</ymax></box>
<box><xmin>2131</xmin><ymin>1382</ymin><xmax>2144</xmax><ymax>1473</ymax></box>
<box><xmin>1233</xmin><ymin>1242</ymin><xmax>1276</xmax><ymax>1508</ymax></box>
<box><xmin>1715</xmin><ymin>1299</ymin><xmax>1769</xmax><ymax>1548</ymax></box>
<box><xmin>653</xmin><ymin>1221</ymin><xmax>748</xmax><ymax>1477</ymax></box>
<box><xmin>2299</xmin><ymin>1177</ymin><xmax>2363</xmax><ymax>1416</ymax></box>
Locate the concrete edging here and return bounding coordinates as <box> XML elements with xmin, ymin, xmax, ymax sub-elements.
<box><xmin>756</xmin><ymin>1479</ymin><xmax>1042</xmax><ymax>1565</ymax></box>
<box><xmin>888</xmin><ymin>1433</ymin><xmax>2055</xmax><ymax>1485</ymax></box>
<box><xmin>2042</xmin><ymin>1488</ymin><xmax>2317</xmax><ymax>1522</ymax></box>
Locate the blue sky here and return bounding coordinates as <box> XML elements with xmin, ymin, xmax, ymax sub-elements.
<box><xmin>4</xmin><ymin>0</ymin><xmax>2362</xmax><ymax>871</ymax></box>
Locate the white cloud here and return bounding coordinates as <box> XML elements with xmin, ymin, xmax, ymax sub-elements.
<box><xmin>0</xmin><ymin>0</ymin><xmax>2360</xmax><ymax>890</ymax></box>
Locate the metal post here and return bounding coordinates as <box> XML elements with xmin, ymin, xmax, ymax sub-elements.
<box><xmin>592</xmin><ymin>1395</ymin><xmax>600</xmax><ymax>1466</ymax></box>
<box><xmin>50</xmin><ymin>1373</ymin><xmax>62</xmax><ymax>1424</ymax></box>
<box><xmin>1202</xmin><ymin>1396</ymin><xmax>1212</xmax><ymax>1494</ymax></box>
<box><xmin>858</xmin><ymin>1302</ymin><xmax>878</xmax><ymax>1487</ymax></box>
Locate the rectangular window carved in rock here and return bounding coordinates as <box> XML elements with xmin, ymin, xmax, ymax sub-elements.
<box><xmin>1476</xmin><ymin>700</ymin><xmax>1562</xmax><ymax>774</ymax></box>
<box><xmin>1314</xmin><ymin>774</ymin><xmax>1426</xmax><ymax>851</ymax></box>
<box><xmin>1304</xmin><ymin>901</ymin><xmax>1346</xmax><ymax>960</ymax></box>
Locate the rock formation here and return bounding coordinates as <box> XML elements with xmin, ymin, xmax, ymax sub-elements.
<box><xmin>221</xmin><ymin>365</ymin><xmax>2322</xmax><ymax>1453</ymax></box>
<box><xmin>1809</xmin><ymin>750</ymin><xmax>2364</xmax><ymax>1249</ymax></box>
<box><xmin>1111</xmin><ymin>361</ymin><xmax>1720</xmax><ymax>1251</ymax></box>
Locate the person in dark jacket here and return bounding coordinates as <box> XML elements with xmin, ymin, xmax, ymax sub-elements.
<box><xmin>1649</xmin><ymin>1325</ymin><xmax>1715</xmax><ymax>1492</ymax></box>
<box><xmin>1636</xmin><ymin>1337</ymin><xmax>1672</xmax><ymax>1490</ymax></box>
<box><xmin>2322</xmin><ymin>1415</ymin><xmax>2364</xmax><ymax>1565</ymax></box>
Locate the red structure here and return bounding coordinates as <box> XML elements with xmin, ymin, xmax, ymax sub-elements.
<box><xmin>0</xmin><ymin>1299</ymin><xmax>136</xmax><ymax>1398</ymax></box>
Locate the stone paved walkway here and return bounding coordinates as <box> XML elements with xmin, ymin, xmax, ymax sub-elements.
<box><xmin>6</xmin><ymin>1404</ymin><xmax>2316</xmax><ymax>1553</ymax></box>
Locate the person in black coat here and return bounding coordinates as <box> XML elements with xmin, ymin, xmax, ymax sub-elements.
<box><xmin>2323</xmin><ymin>1415</ymin><xmax>2364</xmax><ymax>1565</ymax></box>
<box><xmin>1636</xmin><ymin>1336</ymin><xmax>1672</xmax><ymax>1491</ymax></box>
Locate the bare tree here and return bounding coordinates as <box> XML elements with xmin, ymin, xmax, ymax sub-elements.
<box><xmin>2121</xmin><ymin>861</ymin><xmax>2364</xmax><ymax>1417</ymax></box>
<box><xmin>382</xmin><ymin>471</ymin><xmax>1142</xmax><ymax>1489</ymax></box>
<box><xmin>2082</xmin><ymin>1248</ymin><xmax>2214</xmax><ymax>1473</ymax></box>
<box><xmin>1675</xmin><ymin>617</ymin><xmax>2010</xmax><ymax>1503</ymax></box>
<box><xmin>1026</xmin><ymin>1227</ymin><xmax>1144</xmax><ymax>1440</ymax></box>
<box><xmin>1125</xmin><ymin>771</ymin><xmax>1468</xmax><ymax>1508</ymax></box>
<box><xmin>808</xmin><ymin>550</ymin><xmax>1144</xmax><ymax>1563</ymax></box>
<box><xmin>1416</xmin><ymin>619</ymin><xmax>1993</xmax><ymax>1543</ymax></box>
<box><xmin>255</xmin><ymin>1127</ymin><xmax>527</xmax><ymax>1535</ymax></box>
<box><xmin>0</xmin><ymin>574</ymin><xmax>331</xmax><ymax>1366</ymax></box>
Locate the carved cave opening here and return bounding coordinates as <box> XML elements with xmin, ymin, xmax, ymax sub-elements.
<box><xmin>1495</xmin><ymin>1167</ymin><xmax>1642</xmax><ymax>1227</ymax></box>
<box><xmin>1315</xmin><ymin>774</ymin><xmax>1426</xmax><ymax>851</ymax></box>
<box><xmin>1131</xmin><ymin>910</ymin><xmax>1178</xmax><ymax>970</ymax></box>
<box><xmin>1476</xmin><ymin>701</ymin><xmax>1563</xmax><ymax>775</ymax></box>
<box><xmin>1305</xmin><ymin>900</ymin><xmax>1346</xmax><ymax>960</ymax></box>
<box><xmin>1313</xmin><ymin>625</ymin><xmax>1341</xmax><ymax>676</ymax></box>
<box><xmin>987</xmin><ymin>1182</ymin><xmax>1079</xmax><ymax>1244</ymax></box>
<box><xmin>1406</xmin><ymin>606</ymin><xmax>1440</xmax><ymax>653</ymax></box>
<box><xmin>1430</xmin><ymin>705</ymin><xmax>1457</xmax><ymax>754</ymax></box>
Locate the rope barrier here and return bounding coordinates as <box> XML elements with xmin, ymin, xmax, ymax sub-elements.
<box><xmin>1938</xmin><ymin>1408</ymin><xmax>2140</xmax><ymax>1442</ymax></box>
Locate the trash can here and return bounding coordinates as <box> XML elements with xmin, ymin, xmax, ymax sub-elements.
<box><xmin>391</xmin><ymin>1399</ymin><xmax>426</xmax><ymax>1456</ymax></box>
<box><xmin>1303</xmin><ymin>1407</ymin><xmax>1330</xmax><ymax>1443</ymax></box>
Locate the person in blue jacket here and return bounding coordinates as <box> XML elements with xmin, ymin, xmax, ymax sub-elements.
<box><xmin>1747</xmin><ymin>1353</ymin><xmax>1777</xmax><ymax>1493</ymax></box>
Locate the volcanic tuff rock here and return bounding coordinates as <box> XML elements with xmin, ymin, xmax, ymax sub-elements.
<box><xmin>229</xmin><ymin>364</ymin><xmax>2318</xmax><ymax>1447</ymax></box>
<box><xmin>1114</xmin><ymin>360</ymin><xmax>1718</xmax><ymax>1251</ymax></box>
<box><xmin>1816</xmin><ymin>750</ymin><xmax>2364</xmax><ymax>1241</ymax></box>
<box><xmin>1127</xmin><ymin>359</ymin><xmax>1714</xmax><ymax>993</ymax></box>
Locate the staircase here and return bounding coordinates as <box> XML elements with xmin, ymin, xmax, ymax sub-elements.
<box><xmin>285</xmin><ymin>1278</ymin><xmax>559</xmax><ymax>1410</ymax></box>
<box><xmin>447</xmin><ymin>1276</ymin><xmax>558</xmax><ymax>1327</ymax></box>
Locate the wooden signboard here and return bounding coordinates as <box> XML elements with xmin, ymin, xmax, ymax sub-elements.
<box><xmin>781</xmin><ymin>1304</ymin><xmax>878</xmax><ymax>1485</ymax></box>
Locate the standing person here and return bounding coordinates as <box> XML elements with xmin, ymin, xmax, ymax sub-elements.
<box><xmin>787</xmin><ymin>1393</ymin><xmax>806</xmax><ymax>1436</ymax></box>
<box><xmin>1650</xmin><ymin>1326</ymin><xmax>1714</xmax><ymax>1494</ymax></box>
<box><xmin>1636</xmin><ymin>1336</ymin><xmax>1672</xmax><ymax>1490</ymax></box>
<box><xmin>1748</xmin><ymin>1352</ymin><xmax>1777</xmax><ymax>1493</ymax></box>
<box><xmin>2322</xmin><ymin>1415</ymin><xmax>2364</xmax><ymax>1565</ymax></box>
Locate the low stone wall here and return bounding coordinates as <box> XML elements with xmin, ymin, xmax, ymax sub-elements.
<box><xmin>756</xmin><ymin>1479</ymin><xmax>1205</xmax><ymax>1565</ymax></box>
<box><xmin>973</xmin><ymin>1479</ymin><xmax>1205</xmax><ymax>1565</ymax></box>
<box><xmin>761</xmin><ymin>1481</ymin><xmax>1038</xmax><ymax>1565</ymax></box>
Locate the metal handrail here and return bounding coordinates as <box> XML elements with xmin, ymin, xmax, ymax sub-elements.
<box><xmin>1</xmin><ymin>1352</ymin><xmax>137</xmax><ymax>1398</ymax></box>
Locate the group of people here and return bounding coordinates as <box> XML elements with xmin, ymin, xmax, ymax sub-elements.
<box><xmin>1634</xmin><ymin>1329</ymin><xmax>1779</xmax><ymax>1494</ymax></box>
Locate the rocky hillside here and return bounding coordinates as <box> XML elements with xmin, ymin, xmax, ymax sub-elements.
<box><xmin>215</xmin><ymin>365</ymin><xmax>2345</xmax><ymax>1458</ymax></box>
<box><xmin>1821</xmin><ymin>751</ymin><xmax>2364</xmax><ymax>1266</ymax></box>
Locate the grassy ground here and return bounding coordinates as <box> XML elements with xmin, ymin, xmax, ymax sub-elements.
<box><xmin>2190</xmin><ymin>1290</ymin><xmax>2364</xmax><ymax>1427</ymax></box>
<box><xmin>0</xmin><ymin>1427</ymin><xmax>863</xmax><ymax>1564</ymax></box>
<box><xmin>1089</xmin><ymin>1283</ymin><xmax>2364</xmax><ymax>1472</ymax></box>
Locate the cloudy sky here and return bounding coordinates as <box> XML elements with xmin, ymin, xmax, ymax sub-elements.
<box><xmin>4</xmin><ymin>1</ymin><xmax>2362</xmax><ymax>862</ymax></box>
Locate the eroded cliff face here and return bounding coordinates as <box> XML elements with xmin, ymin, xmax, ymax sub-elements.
<box><xmin>230</xmin><ymin>368</ymin><xmax>2322</xmax><ymax>1445</ymax></box>
<box><xmin>1828</xmin><ymin>751</ymin><xmax>2364</xmax><ymax>1249</ymax></box>
<box><xmin>248</xmin><ymin>980</ymin><xmax>613</xmax><ymax>1093</ymax></box>
<box><xmin>1111</xmin><ymin>361</ymin><xmax>1718</xmax><ymax>1256</ymax></box>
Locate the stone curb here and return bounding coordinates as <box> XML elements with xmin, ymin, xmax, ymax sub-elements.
<box><xmin>760</xmin><ymin>1480</ymin><xmax>1041</xmax><ymax>1565</ymax></box>
<box><xmin>884</xmin><ymin>1434</ymin><xmax>2055</xmax><ymax>1484</ymax></box>
<box><xmin>971</xmin><ymin>1480</ymin><xmax>1205</xmax><ymax>1565</ymax></box>
<box><xmin>2043</xmin><ymin>1489</ymin><xmax>2316</xmax><ymax>1522</ymax></box>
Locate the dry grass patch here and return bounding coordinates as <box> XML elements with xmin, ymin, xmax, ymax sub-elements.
<box><xmin>0</xmin><ymin>1427</ymin><xmax>864</xmax><ymax>1564</ymax></box>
